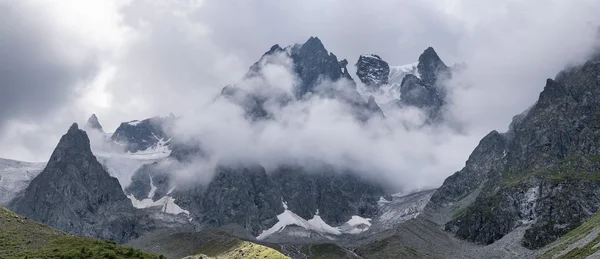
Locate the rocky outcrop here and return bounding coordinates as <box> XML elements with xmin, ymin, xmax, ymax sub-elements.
<box><xmin>356</xmin><ymin>54</ymin><xmax>390</xmax><ymax>89</ymax></box>
<box><xmin>398</xmin><ymin>74</ymin><xmax>444</xmax><ymax>116</ymax></box>
<box><xmin>433</xmin><ymin>53</ymin><xmax>600</xmax><ymax>249</ymax></box>
<box><xmin>111</xmin><ymin>115</ymin><xmax>174</xmax><ymax>153</ymax></box>
<box><xmin>417</xmin><ymin>47</ymin><xmax>450</xmax><ymax>86</ymax></box>
<box><xmin>290</xmin><ymin>37</ymin><xmax>354</xmax><ymax>97</ymax></box>
<box><xmin>395</xmin><ymin>47</ymin><xmax>451</xmax><ymax>122</ymax></box>
<box><xmin>85</xmin><ymin>114</ymin><xmax>104</xmax><ymax>133</ymax></box>
<box><xmin>10</xmin><ymin>123</ymin><xmax>138</xmax><ymax>243</ymax></box>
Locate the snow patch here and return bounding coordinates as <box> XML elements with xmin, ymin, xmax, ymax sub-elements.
<box><xmin>256</xmin><ymin>205</ymin><xmax>372</xmax><ymax>240</ymax></box>
<box><xmin>148</xmin><ymin>175</ymin><xmax>157</xmax><ymax>199</ymax></box>
<box><xmin>361</xmin><ymin>54</ymin><xmax>380</xmax><ymax>60</ymax></box>
<box><xmin>389</xmin><ymin>62</ymin><xmax>419</xmax><ymax>82</ymax></box>
<box><xmin>307</xmin><ymin>210</ymin><xmax>342</xmax><ymax>235</ymax></box>
<box><xmin>128</xmin><ymin>195</ymin><xmax>190</xmax><ymax>216</ymax></box>
<box><xmin>340</xmin><ymin>216</ymin><xmax>372</xmax><ymax>234</ymax></box>
<box><xmin>378</xmin><ymin>196</ymin><xmax>391</xmax><ymax>204</ymax></box>
<box><xmin>127</xmin><ymin>120</ymin><xmax>141</xmax><ymax>126</ymax></box>
<box><xmin>377</xmin><ymin>190</ymin><xmax>435</xmax><ymax>227</ymax></box>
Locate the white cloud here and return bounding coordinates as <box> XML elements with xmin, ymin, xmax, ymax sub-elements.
<box><xmin>0</xmin><ymin>0</ymin><xmax>598</xmax><ymax>191</ymax></box>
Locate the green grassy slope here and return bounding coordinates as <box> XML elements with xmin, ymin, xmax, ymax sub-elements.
<box><xmin>539</xmin><ymin>212</ymin><xmax>600</xmax><ymax>259</ymax></box>
<box><xmin>0</xmin><ymin>206</ymin><xmax>161</xmax><ymax>259</ymax></box>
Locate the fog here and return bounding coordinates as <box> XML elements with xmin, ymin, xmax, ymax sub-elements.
<box><xmin>0</xmin><ymin>0</ymin><xmax>599</xmax><ymax>191</ymax></box>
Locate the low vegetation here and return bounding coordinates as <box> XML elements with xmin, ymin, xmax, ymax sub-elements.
<box><xmin>0</xmin><ymin>206</ymin><xmax>161</xmax><ymax>259</ymax></box>
<box><xmin>184</xmin><ymin>240</ymin><xmax>289</xmax><ymax>259</ymax></box>
<box><xmin>539</xmin><ymin>211</ymin><xmax>600</xmax><ymax>259</ymax></box>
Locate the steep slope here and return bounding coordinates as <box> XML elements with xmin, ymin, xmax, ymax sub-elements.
<box><xmin>9</xmin><ymin>123</ymin><xmax>139</xmax><ymax>243</ymax></box>
<box><xmin>0</xmin><ymin>206</ymin><xmax>160</xmax><ymax>258</ymax></box>
<box><xmin>427</xmin><ymin>53</ymin><xmax>600</xmax><ymax>249</ymax></box>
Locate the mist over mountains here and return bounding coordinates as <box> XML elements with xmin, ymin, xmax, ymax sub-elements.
<box><xmin>3</xmin><ymin>1</ymin><xmax>600</xmax><ymax>258</ymax></box>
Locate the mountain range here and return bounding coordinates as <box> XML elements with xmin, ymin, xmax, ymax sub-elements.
<box><xmin>2</xmin><ymin>36</ymin><xmax>600</xmax><ymax>258</ymax></box>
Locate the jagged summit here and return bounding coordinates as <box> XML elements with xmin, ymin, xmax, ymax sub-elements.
<box><xmin>85</xmin><ymin>114</ymin><xmax>103</xmax><ymax>132</ymax></box>
<box><xmin>417</xmin><ymin>47</ymin><xmax>449</xmax><ymax>85</ymax></box>
<box><xmin>10</xmin><ymin>122</ymin><xmax>136</xmax><ymax>242</ymax></box>
<box><xmin>290</xmin><ymin>36</ymin><xmax>351</xmax><ymax>97</ymax></box>
<box><xmin>301</xmin><ymin>36</ymin><xmax>326</xmax><ymax>51</ymax></box>
<box><xmin>356</xmin><ymin>54</ymin><xmax>390</xmax><ymax>88</ymax></box>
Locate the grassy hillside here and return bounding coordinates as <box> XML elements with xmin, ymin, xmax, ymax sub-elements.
<box><xmin>184</xmin><ymin>240</ymin><xmax>289</xmax><ymax>259</ymax></box>
<box><xmin>538</xmin><ymin>211</ymin><xmax>600</xmax><ymax>259</ymax></box>
<box><xmin>0</xmin><ymin>206</ymin><xmax>161</xmax><ymax>258</ymax></box>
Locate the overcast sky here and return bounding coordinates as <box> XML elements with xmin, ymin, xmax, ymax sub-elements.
<box><xmin>1</xmin><ymin>0</ymin><xmax>599</xmax><ymax>191</ymax></box>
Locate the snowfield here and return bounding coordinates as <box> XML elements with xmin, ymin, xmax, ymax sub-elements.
<box><xmin>0</xmin><ymin>158</ymin><xmax>45</xmax><ymax>206</ymax></box>
<box><xmin>256</xmin><ymin>201</ymin><xmax>373</xmax><ymax>240</ymax></box>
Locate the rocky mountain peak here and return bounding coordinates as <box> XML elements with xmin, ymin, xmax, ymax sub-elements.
<box><xmin>111</xmin><ymin>116</ymin><xmax>173</xmax><ymax>153</ymax></box>
<box><xmin>10</xmin><ymin>123</ymin><xmax>137</xmax><ymax>242</ymax></box>
<box><xmin>267</xmin><ymin>44</ymin><xmax>283</xmax><ymax>55</ymax></box>
<box><xmin>290</xmin><ymin>36</ymin><xmax>350</xmax><ymax>97</ymax></box>
<box><xmin>356</xmin><ymin>54</ymin><xmax>390</xmax><ymax>89</ymax></box>
<box><xmin>85</xmin><ymin>114</ymin><xmax>104</xmax><ymax>132</ymax></box>
<box><xmin>417</xmin><ymin>47</ymin><xmax>449</xmax><ymax>85</ymax></box>
<box><xmin>302</xmin><ymin>36</ymin><xmax>325</xmax><ymax>51</ymax></box>
<box><xmin>50</xmin><ymin>123</ymin><xmax>93</xmax><ymax>165</ymax></box>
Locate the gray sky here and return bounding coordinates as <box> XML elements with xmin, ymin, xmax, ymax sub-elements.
<box><xmin>0</xmin><ymin>0</ymin><xmax>598</xmax><ymax>191</ymax></box>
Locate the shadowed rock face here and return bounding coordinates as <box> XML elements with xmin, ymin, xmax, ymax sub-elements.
<box><xmin>290</xmin><ymin>36</ymin><xmax>353</xmax><ymax>97</ymax></box>
<box><xmin>356</xmin><ymin>54</ymin><xmax>390</xmax><ymax>89</ymax></box>
<box><xmin>129</xmin><ymin>161</ymin><xmax>388</xmax><ymax>237</ymax></box>
<box><xmin>429</xmin><ymin>54</ymin><xmax>600</xmax><ymax>249</ymax></box>
<box><xmin>10</xmin><ymin>123</ymin><xmax>138</xmax><ymax>243</ymax></box>
<box><xmin>111</xmin><ymin>115</ymin><xmax>174</xmax><ymax>153</ymax></box>
<box><xmin>417</xmin><ymin>47</ymin><xmax>449</xmax><ymax>86</ymax></box>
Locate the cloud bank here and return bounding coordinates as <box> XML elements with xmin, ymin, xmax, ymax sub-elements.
<box><xmin>0</xmin><ymin>0</ymin><xmax>599</xmax><ymax>191</ymax></box>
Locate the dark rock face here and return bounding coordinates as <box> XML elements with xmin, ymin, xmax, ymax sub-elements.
<box><xmin>433</xmin><ymin>54</ymin><xmax>600</xmax><ymax>248</ymax></box>
<box><xmin>290</xmin><ymin>37</ymin><xmax>352</xmax><ymax>97</ymax></box>
<box><xmin>399</xmin><ymin>74</ymin><xmax>444</xmax><ymax>111</ymax></box>
<box><xmin>111</xmin><ymin>116</ymin><xmax>174</xmax><ymax>153</ymax></box>
<box><xmin>417</xmin><ymin>47</ymin><xmax>449</xmax><ymax>86</ymax></box>
<box><xmin>85</xmin><ymin>114</ymin><xmax>104</xmax><ymax>132</ymax></box>
<box><xmin>199</xmin><ymin>164</ymin><xmax>282</xmax><ymax>235</ymax></box>
<box><xmin>355</xmin><ymin>54</ymin><xmax>390</xmax><ymax>88</ymax></box>
<box><xmin>10</xmin><ymin>123</ymin><xmax>137</xmax><ymax>243</ymax></box>
<box><xmin>397</xmin><ymin>47</ymin><xmax>451</xmax><ymax>122</ymax></box>
<box><xmin>131</xmin><ymin>161</ymin><xmax>388</xmax><ymax>236</ymax></box>
<box><xmin>271</xmin><ymin>165</ymin><xmax>384</xmax><ymax>226</ymax></box>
